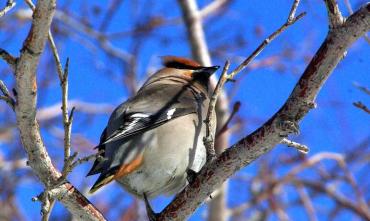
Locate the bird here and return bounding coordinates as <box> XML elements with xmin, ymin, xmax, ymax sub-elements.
<box><xmin>87</xmin><ymin>56</ymin><xmax>219</xmax><ymax>220</ymax></box>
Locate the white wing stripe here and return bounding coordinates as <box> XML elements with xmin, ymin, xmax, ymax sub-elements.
<box><xmin>167</xmin><ymin>108</ymin><xmax>176</xmax><ymax>120</ymax></box>
<box><xmin>131</xmin><ymin>113</ymin><xmax>150</xmax><ymax>118</ymax></box>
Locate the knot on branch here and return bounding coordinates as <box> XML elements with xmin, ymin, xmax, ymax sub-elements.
<box><xmin>275</xmin><ymin>117</ymin><xmax>300</xmax><ymax>137</ymax></box>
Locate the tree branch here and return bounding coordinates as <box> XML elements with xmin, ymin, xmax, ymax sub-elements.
<box><xmin>0</xmin><ymin>0</ymin><xmax>16</xmax><ymax>18</ymax></box>
<box><xmin>157</xmin><ymin>3</ymin><xmax>370</xmax><ymax>220</ymax></box>
<box><xmin>281</xmin><ymin>138</ymin><xmax>309</xmax><ymax>154</ymax></box>
<box><xmin>299</xmin><ymin>179</ymin><xmax>370</xmax><ymax>220</ymax></box>
<box><xmin>343</xmin><ymin>0</ymin><xmax>370</xmax><ymax>44</ymax></box>
<box><xmin>198</xmin><ymin>0</ymin><xmax>229</xmax><ymax>19</ymax></box>
<box><xmin>178</xmin><ymin>0</ymin><xmax>212</xmax><ymax>66</ymax></box>
<box><xmin>13</xmin><ymin>0</ymin><xmax>106</xmax><ymax>220</ymax></box>
<box><xmin>353</xmin><ymin>101</ymin><xmax>370</xmax><ymax>114</ymax></box>
<box><xmin>323</xmin><ymin>0</ymin><xmax>344</xmax><ymax>29</ymax></box>
<box><xmin>204</xmin><ymin>61</ymin><xmax>230</xmax><ymax>161</ymax></box>
<box><xmin>0</xmin><ymin>80</ymin><xmax>15</xmax><ymax>110</ymax></box>
<box><xmin>0</xmin><ymin>48</ymin><xmax>16</xmax><ymax>70</ymax></box>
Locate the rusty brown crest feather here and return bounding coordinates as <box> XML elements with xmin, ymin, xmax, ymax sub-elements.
<box><xmin>161</xmin><ymin>56</ymin><xmax>201</xmax><ymax>70</ymax></box>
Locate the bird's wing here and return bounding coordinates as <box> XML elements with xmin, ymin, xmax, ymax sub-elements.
<box><xmin>102</xmin><ymin>84</ymin><xmax>205</xmax><ymax>145</ymax></box>
<box><xmin>102</xmin><ymin>107</ymin><xmax>193</xmax><ymax>145</ymax></box>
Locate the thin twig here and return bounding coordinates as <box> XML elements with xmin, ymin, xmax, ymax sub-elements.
<box><xmin>32</xmin><ymin>191</ymin><xmax>54</xmax><ymax>221</ymax></box>
<box><xmin>281</xmin><ymin>138</ymin><xmax>309</xmax><ymax>154</ymax></box>
<box><xmin>70</xmin><ymin>150</ymin><xmax>105</xmax><ymax>170</ymax></box>
<box><xmin>57</xmin><ymin>149</ymin><xmax>104</xmax><ymax>181</ymax></box>
<box><xmin>0</xmin><ymin>0</ymin><xmax>16</xmax><ymax>18</ymax></box>
<box><xmin>298</xmin><ymin>179</ymin><xmax>370</xmax><ymax>220</ymax></box>
<box><xmin>59</xmin><ymin>152</ymin><xmax>78</xmax><ymax>178</ymax></box>
<box><xmin>198</xmin><ymin>0</ymin><xmax>229</xmax><ymax>19</ymax></box>
<box><xmin>49</xmin><ymin>29</ymin><xmax>64</xmax><ymax>81</ymax></box>
<box><xmin>323</xmin><ymin>0</ymin><xmax>344</xmax><ymax>29</ymax></box>
<box><xmin>287</xmin><ymin>0</ymin><xmax>300</xmax><ymax>22</ymax></box>
<box><xmin>353</xmin><ymin>101</ymin><xmax>370</xmax><ymax>114</ymax></box>
<box><xmin>61</xmin><ymin>58</ymin><xmax>73</xmax><ymax>178</ymax></box>
<box><xmin>203</xmin><ymin>0</ymin><xmax>305</xmax><ymax>163</ymax></box>
<box><xmin>353</xmin><ymin>82</ymin><xmax>370</xmax><ymax>96</ymax></box>
<box><xmin>294</xmin><ymin>184</ymin><xmax>318</xmax><ymax>221</ymax></box>
<box><xmin>204</xmin><ymin>61</ymin><xmax>230</xmax><ymax>161</ymax></box>
<box><xmin>227</xmin><ymin>11</ymin><xmax>306</xmax><ymax>80</ymax></box>
<box><xmin>0</xmin><ymin>48</ymin><xmax>16</xmax><ymax>70</ymax></box>
<box><xmin>203</xmin><ymin>1</ymin><xmax>305</xmax><ymax>161</ymax></box>
<box><xmin>0</xmin><ymin>80</ymin><xmax>15</xmax><ymax>110</ymax></box>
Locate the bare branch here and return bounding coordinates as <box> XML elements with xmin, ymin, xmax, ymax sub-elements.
<box><xmin>0</xmin><ymin>0</ymin><xmax>16</xmax><ymax>18</ymax></box>
<box><xmin>70</xmin><ymin>150</ymin><xmax>105</xmax><ymax>170</ymax></box>
<box><xmin>178</xmin><ymin>0</ymin><xmax>212</xmax><ymax>66</ymax></box>
<box><xmin>344</xmin><ymin>0</ymin><xmax>370</xmax><ymax>44</ymax></box>
<box><xmin>32</xmin><ymin>191</ymin><xmax>55</xmax><ymax>221</ymax></box>
<box><xmin>287</xmin><ymin>0</ymin><xmax>301</xmax><ymax>22</ymax></box>
<box><xmin>299</xmin><ymin>179</ymin><xmax>370</xmax><ymax>220</ymax></box>
<box><xmin>323</xmin><ymin>0</ymin><xmax>344</xmax><ymax>29</ymax></box>
<box><xmin>59</xmin><ymin>149</ymin><xmax>104</xmax><ymax>182</ymax></box>
<box><xmin>227</xmin><ymin>11</ymin><xmax>306</xmax><ymax>79</ymax></box>
<box><xmin>204</xmin><ymin>0</ymin><xmax>304</xmax><ymax>161</ymax></box>
<box><xmin>281</xmin><ymin>138</ymin><xmax>309</xmax><ymax>154</ymax></box>
<box><xmin>204</xmin><ymin>61</ymin><xmax>230</xmax><ymax>161</ymax></box>
<box><xmin>60</xmin><ymin>58</ymin><xmax>73</xmax><ymax>178</ymax></box>
<box><xmin>158</xmin><ymin>3</ymin><xmax>370</xmax><ymax>220</ymax></box>
<box><xmin>353</xmin><ymin>82</ymin><xmax>370</xmax><ymax>96</ymax></box>
<box><xmin>13</xmin><ymin>0</ymin><xmax>106</xmax><ymax>219</ymax></box>
<box><xmin>295</xmin><ymin>184</ymin><xmax>318</xmax><ymax>221</ymax></box>
<box><xmin>53</xmin><ymin>10</ymin><xmax>132</xmax><ymax>63</ymax></box>
<box><xmin>36</xmin><ymin>100</ymin><xmax>114</xmax><ymax>121</ymax></box>
<box><xmin>353</xmin><ymin>101</ymin><xmax>370</xmax><ymax>114</ymax></box>
<box><xmin>199</xmin><ymin>0</ymin><xmax>229</xmax><ymax>19</ymax></box>
<box><xmin>0</xmin><ymin>48</ymin><xmax>16</xmax><ymax>70</ymax></box>
<box><xmin>0</xmin><ymin>80</ymin><xmax>15</xmax><ymax>110</ymax></box>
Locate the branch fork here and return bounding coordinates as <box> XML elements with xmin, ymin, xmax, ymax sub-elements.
<box><xmin>203</xmin><ymin>1</ymin><xmax>306</xmax><ymax>162</ymax></box>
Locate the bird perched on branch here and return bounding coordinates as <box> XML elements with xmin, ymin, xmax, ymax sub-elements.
<box><xmin>87</xmin><ymin>56</ymin><xmax>219</xmax><ymax>220</ymax></box>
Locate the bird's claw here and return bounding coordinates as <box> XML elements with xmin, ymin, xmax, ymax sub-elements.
<box><xmin>186</xmin><ymin>169</ymin><xmax>198</xmax><ymax>184</ymax></box>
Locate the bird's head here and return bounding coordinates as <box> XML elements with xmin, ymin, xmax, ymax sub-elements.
<box><xmin>160</xmin><ymin>56</ymin><xmax>219</xmax><ymax>84</ymax></box>
<box><xmin>140</xmin><ymin>56</ymin><xmax>219</xmax><ymax>94</ymax></box>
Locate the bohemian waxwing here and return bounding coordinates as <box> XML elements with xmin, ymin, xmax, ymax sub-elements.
<box><xmin>87</xmin><ymin>56</ymin><xmax>219</xmax><ymax>219</ymax></box>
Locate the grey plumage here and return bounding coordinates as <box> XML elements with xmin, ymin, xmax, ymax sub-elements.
<box><xmin>87</xmin><ymin>56</ymin><xmax>218</xmax><ymax>198</ymax></box>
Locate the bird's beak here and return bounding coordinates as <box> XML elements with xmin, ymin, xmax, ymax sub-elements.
<box><xmin>193</xmin><ymin>65</ymin><xmax>220</xmax><ymax>78</ymax></box>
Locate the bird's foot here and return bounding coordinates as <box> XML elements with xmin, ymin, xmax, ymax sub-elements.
<box><xmin>143</xmin><ymin>193</ymin><xmax>158</xmax><ymax>221</ymax></box>
<box><xmin>186</xmin><ymin>169</ymin><xmax>198</xmax><ymax>184</ymax></box>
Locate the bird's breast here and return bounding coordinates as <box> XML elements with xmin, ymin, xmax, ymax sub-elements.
<box><xmin>116</xmin><ymin>114</ymin><xmax>207</xmax><ymax>198</ymax></box>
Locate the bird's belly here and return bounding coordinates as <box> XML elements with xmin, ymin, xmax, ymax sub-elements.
<box><xmin>117</xmin><ymin>114</ymin><xmax>207</xmax><ymax>198</ymax></box>
<box><xmin>117</xmin><ymin>157</ymin><xmax>188</xmax><ymax>198</ymax></box>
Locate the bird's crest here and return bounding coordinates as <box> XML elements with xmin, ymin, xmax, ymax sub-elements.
<box><xmin>161</xmin><ymin>56</ymin><xmax>201</xmax><ymax>70</ymax></box>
